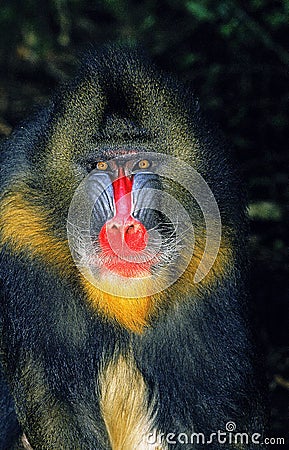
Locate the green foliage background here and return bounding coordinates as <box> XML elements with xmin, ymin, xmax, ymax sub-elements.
<box><xmin>0</xmin><ymin>0</ymin><xmax>288</xmax><ymax>443</ymax></box>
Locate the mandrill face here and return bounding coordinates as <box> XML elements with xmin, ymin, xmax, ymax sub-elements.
<box><xmin>90</xmin><ymin>156</ymin><xmax>161</xmax><ymax>278</ymax></box>
<box><xmin>67</xmin><ymin>150</ymin><xmax>197</xmax><ymax>299</ymax></box>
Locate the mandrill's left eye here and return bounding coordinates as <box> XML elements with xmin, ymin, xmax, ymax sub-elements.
<box><xmin>137</xmin><ymin>159</ymin><xmax>151</xmax><ymax>170</ymax></box>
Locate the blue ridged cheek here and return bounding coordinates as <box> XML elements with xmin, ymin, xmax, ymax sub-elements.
<box><xmin>88</xmin><ymin>172</ymin><xmax>115</xmax><ymax>232</ymax></box>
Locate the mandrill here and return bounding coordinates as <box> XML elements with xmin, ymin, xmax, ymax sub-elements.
<box><xmin>0</xmin><ymin>46</ymin><xmax>266</xmax><ymax>449</ymax></box>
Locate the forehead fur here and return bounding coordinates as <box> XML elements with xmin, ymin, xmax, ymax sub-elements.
<box><xmin>49</xmin><ymin>46</ymin><xmax>199</xmax><ymax>162</ymax></box>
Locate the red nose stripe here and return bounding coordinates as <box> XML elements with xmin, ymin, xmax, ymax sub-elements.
<box><xmin>112</xmin><ymin>174</ymin><xmax>133</xmax><ymax>218</ymax></box>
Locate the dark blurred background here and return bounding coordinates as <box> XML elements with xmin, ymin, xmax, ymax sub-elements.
<box><xmin>0</xmin><ymin>0</ymin><xmax>288</xmax><ymax>446</ymax></box>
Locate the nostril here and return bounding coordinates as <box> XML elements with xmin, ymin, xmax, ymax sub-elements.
<box><xmin>126</xmin><ymin>224</ymin><xmax>135</xmax><ymax>234</ymax></box>
<box><xmin>124</xmin><ymin>221</ymin><xmax>147</xmax><ymax>251</ymax></box>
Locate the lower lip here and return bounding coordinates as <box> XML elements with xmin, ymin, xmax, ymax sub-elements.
<box><xmin>100</xmin><ymin>258</ymin><xmax>152</xmax><ymax>278</ymax></box>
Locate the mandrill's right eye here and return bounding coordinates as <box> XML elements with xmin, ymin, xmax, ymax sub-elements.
<box><xmin>96</xmin><ymin>161</ymin><xmax>108</xmax><ymax>171</ymax></box>
<box><xmin>86</xmin><ymin>161</ymin><xmax>109</xmax><ymax>172</ymax></box>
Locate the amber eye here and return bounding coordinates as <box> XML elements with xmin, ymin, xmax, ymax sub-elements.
<box><xmin>138</xmin><ymin>159</ymin><xmax>150</xmax><ymax>170</ymax></box>
<box><xmin>96</xmin><ymin>161</ymin><xmax>108</xmax><ymax>171</ymax></box>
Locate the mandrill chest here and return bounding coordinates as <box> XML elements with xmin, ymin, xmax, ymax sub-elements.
<box><xmin>99</xmin><ymin>354</ymin><xmax>167</xmax><ymax>450</ymax></box>
<box><xmin>21</xmin><ymin>354</ymin><xmax>166</xmax><ymax>450</ymax></box>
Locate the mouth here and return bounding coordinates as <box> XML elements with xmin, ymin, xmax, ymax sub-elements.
<box><xmin>96</xmin><ymin>238</ymin><xmax>159</xmax><ymax>278</ymax></box>
<box><xmin>97</xmin><ymin>255</ymin><xmax>154</xmax><ymax>278</ymax></box>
